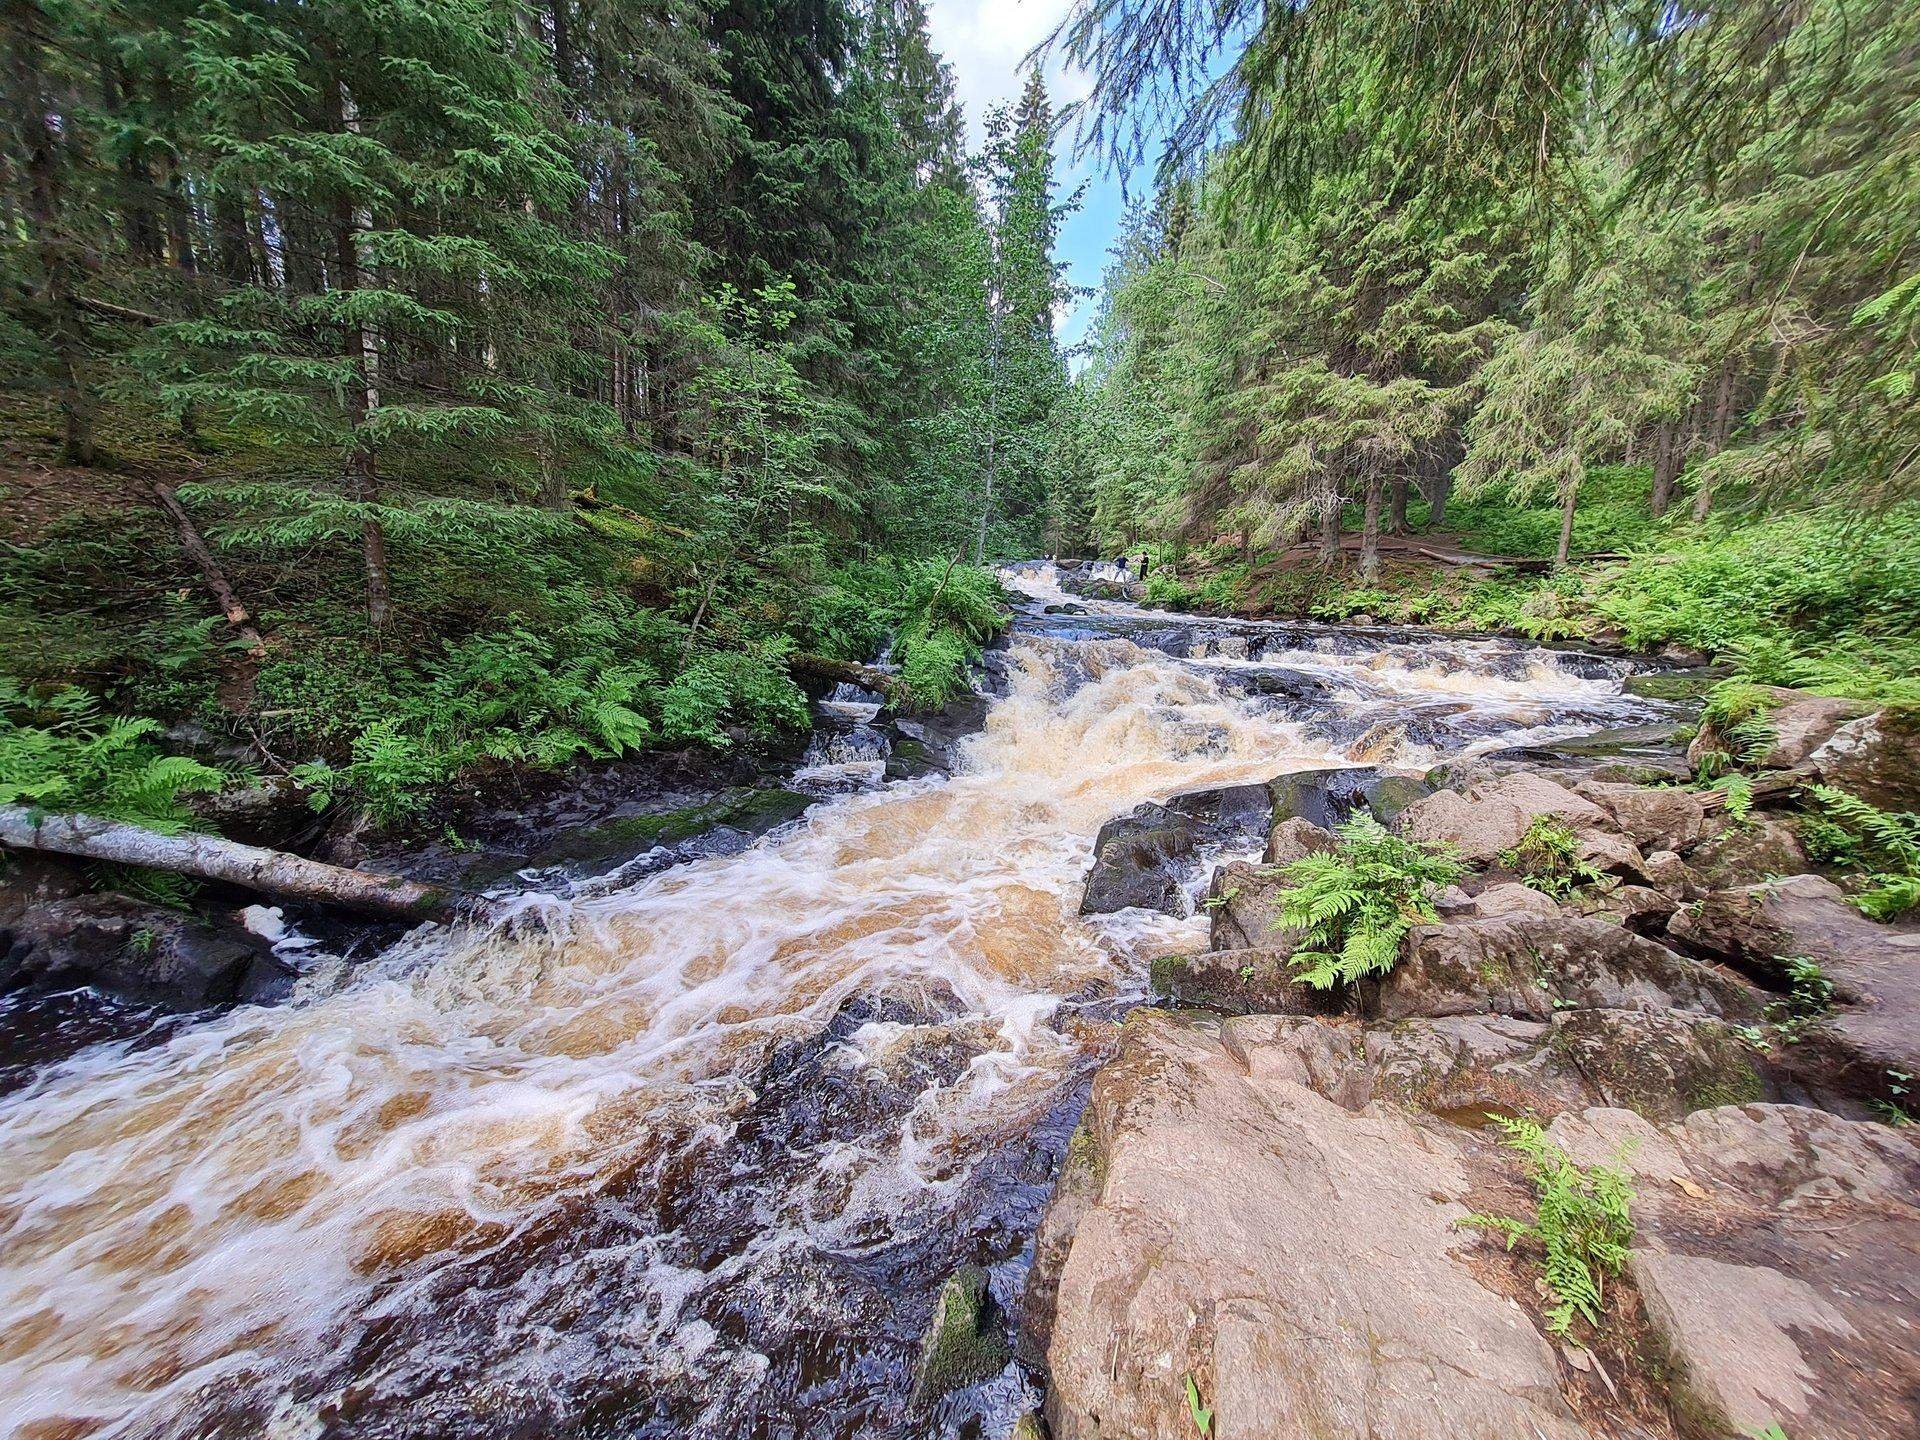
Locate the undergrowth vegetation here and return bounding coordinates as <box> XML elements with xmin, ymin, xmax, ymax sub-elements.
<box><xmin>1137</xmin><ymin>488</ymin><xmax>1920</xmax><ymax>705</ymax></box>
<box><xmin>1499</xmin><ymin>816</ymin><xmax>1603</xmax><ymax>899</ymax></box>
<box><xmin>1271</xmin><ymin>814</ymin><xmax>1464</xmax><ymax>988</ymax></box>
<box><xmin>0</xmin><ymin>680</ymin><xmax>224</xmax><ymax>832</ymax></box>
<box><xmin>1462</xmin><ymin>1118</ymin><xmax>1635</xmax><ymax>1339</ymax></box>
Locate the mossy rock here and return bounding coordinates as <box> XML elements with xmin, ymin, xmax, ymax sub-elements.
<box><xmin>1550</xmin><ymin>1011</ymin><xmax>1766</xmax><ymax>1121</ymax></box>
<box><xmin>911</xmin><ymin>1265</ymin><xmax>1011</xmax><ymax>1405</ymax></box>
<box><xmin>1011</xmin><ymin>1412</ymin><xmax>1048</xmax><ymax>1440</ymax></box>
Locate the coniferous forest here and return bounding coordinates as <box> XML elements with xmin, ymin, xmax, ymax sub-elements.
<box><xmin>1062</xmin><ymin>0</ymin><xmax>1920</xmax><ymax>702</ymax></box>
<box><xmin>1</xmin><ymin>0</ymin><xmax>1074</xmax><ymax>823</ymax></box>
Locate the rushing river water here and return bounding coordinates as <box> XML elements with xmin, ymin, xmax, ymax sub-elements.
<box><xmin>0</xmin><ymin>566</ymin><xmax>1665</xmax><ymax>1440</ymax></box>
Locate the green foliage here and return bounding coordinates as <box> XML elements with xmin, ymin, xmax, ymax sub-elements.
<box><xmin>1461</xmin><ymin>1117</ymin><xmax>1635</xmax><ymax>1338</ymax></box>
<box><xmin>1272</xmin><ymin>813</ymin><xmax>1465</xmax><ymax>988</ymax></box>
<box><xmin>1765</xmin><ymin>957</ymin><xmax>1836</xmax><ymax>1046</ymax></box>
<box><xmin>0</xmin><ymin>682</ymin><xmax>224</xmax><ymax>833</ymax></box>
<box><xmin>1805</xmin><ymin>785</ymin><xmax>1920</xmax><ymax>920</ymax></box>
<box><xmin>1183</xmin><ymin>1373</ymin><xmax>1213</xmax><ymax>1437</ymax></box>
<box><xmin>1499</xmin><ymin>816</ymin><xmax>1602</xmax><ymax>899</ymax></box>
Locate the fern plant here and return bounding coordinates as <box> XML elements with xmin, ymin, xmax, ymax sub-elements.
<box><xmin>1806</xmin><ymin>784</ymin><xmax>1920</xmax><ymax>919</ymax></box>
<box><xmin>1272</xmin><ymin>813</ymin><xmax>1465</xmax><ymax>988</ymax></box>
<box><xmin>1700</xmin><ymin>680</ymin><xmax>1780</xmax><ymax>768</ymax></box>
<box><xmin>1498</xmin><ymin>815</ymin><xmax>1602</xmax><ymax>898</ymax></box>
<box><xmin>1461</xmin><ymin>1118</ymin><xmax>1635</xmax><ymax>1338</ymax></box>
<box><xmin>0</xmin><ymin>681</ymin><xmax>223</xmax><ymax>832</ymax></box>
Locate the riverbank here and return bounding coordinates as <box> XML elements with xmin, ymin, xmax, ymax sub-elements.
<box><xmin>1106</xmin><ymin>492</ymin><xmax>1920</xmax><ymax>705</ymax></box>
<box><xmin>1014</xmin><ymin>662</ymin><xmax>1920</xmax><ymax>1439</ymax></box>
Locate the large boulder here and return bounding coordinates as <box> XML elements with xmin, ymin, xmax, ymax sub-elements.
<box><xmin>1398</xmin><ymin>772</ymin><xmax>1642</xmax><ymax>874</ymax></box>
<box><xmin>0</xmin><ymin>893</ymin><xmax>290</xmax><ymax>1007</ymax></box>
<box><xmin>1805</xmin><ymin>706</ymin><xmax>1920</xmax><ymax>811</ymax></box>
<box><xmin>1547</xmin><ymin>1104</ymin><xmax>1920</xmax><ymax>1440</ymax></box>
<box><xmin>1215</xmin><ymin>1009</ymin><xmax>1767</xmax><ymax>1124</ymax></box>
<box><xmin>1265</xmin><ymin>765</ymin><xmax>1430</xmax><ymax>834</ymax></box>
<box><xmin>1375</xmin><ymin>914</ymin><xmax>1764</xmax><ymax>1025</ymax></box>
<box><xmin>1687</xmin><ymin>687</ymin><xmax>1872</xmax><ymax>771</ymax></box>
<box><xmin>1027</xmin><ymin>1011</ymin><xmax>1592</xmax><ymax>1440</ymax></box>
<box><xmin>1681</xmin><ymin>813</ymin><xmax>1810</xmax><ymax>890</ymax></box>
<box><xmin>1668</xmin><ymin>873</ymin><xmax>1920</xmax><ymax>1107</ymax></box>
<box><xmin>1574</xmin><ymin>780</ymin><xmax>1706</xmax><ymax>853</ymax></box>
<box><xmin>1080</xmin><ymin>785</ymin><xmax>1274</xmax><ymax>916</ymax></box>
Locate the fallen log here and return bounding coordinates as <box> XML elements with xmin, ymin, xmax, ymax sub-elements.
<box><xmin>0</xmin><ymin>806</ymin><xmax>457</xmax><ymax>920</ymax></box>
<box><xmin>789</xmin><ymin>652</ymin><xmax>900</xmax><ymax>698</ymax></box>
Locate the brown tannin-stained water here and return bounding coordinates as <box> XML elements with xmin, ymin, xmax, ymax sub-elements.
<box><xmin>0</xmin><ymin>566</ymin><xmax>1663</xmax><ymax>1440</ymax></box>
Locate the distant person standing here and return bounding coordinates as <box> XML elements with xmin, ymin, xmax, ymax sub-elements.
<box><xmin>1137</xmin><ymin>551</ymin><xmax>1151</xmax><ymax>577</ymax></box>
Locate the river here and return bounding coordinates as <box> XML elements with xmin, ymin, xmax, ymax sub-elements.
<box><xmin>0</xmin><ymin>566</ymin><xmax>1664</xmax><ymax>1440</ymax></box>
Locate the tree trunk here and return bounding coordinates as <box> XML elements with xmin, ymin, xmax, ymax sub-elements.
<box><xmin>1359</xmin><ymin>476</ymin><xmax>1384</xmax><ymax>582</ymax></box>
<box><xmin>1424</xmin><ymin>471</ymin><xmax>1450</xmax><ymax>527</ymax></box>
<box><xmin>1317</xmin><ymin>501</ymin><xmax>1340</xmax><ymax>566</ymax></box>
<box><xmin>788</xmin><ymin>653</ymin><xmax>899</xmax><ymax>699</ymax></box>
<box><xmin>1556</xmin><ymin>480</ymin><xmax>1579</xmax><ymax>567</ymax></box>
<box><xmin>1650</xmin><ymin>420</ymin><xmax>1680</xmax><ymax>518</ymax></box>
<box><xmin>0</xmin><ymin>807</ymin><xmax>456</xmax><ymax>919</ymax></box>
<box><xmin>334</xmin><ymin>82</ymin><xmax>391</xmax><ymax>628</ymax></box>
<box><xmin>1388</xmin><ymin>476</ymin><xmax>1409</xmax><ymax>535</ymax></box>
<box><xmin>7</xmin><ymin>11</ymin><xmax>94</xmax><ymax>465</ymax></box>
<box><xmin>149</xmin><ymin>481</ymin><xmax>266</xmax><ymax>659</ymax></box>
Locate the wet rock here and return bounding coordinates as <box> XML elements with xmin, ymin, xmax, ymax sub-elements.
<box><xmin>1028</xmin><ymin>1011</ymin><xmax>1590</xmax><ymax>1440</ymax></box>
<box><xmin>1150</xmin><ymin>946</ymin><xmax>1335</xmax><ymax>1016</ymax></box>
<box><xmin>890</xmin><ymin>692</ymin><xmax>992</xmax><ymax>773</ymax></box>
<box><xmin>1805</xmin><ymin>705</ymin><xmax>1920</xmax><ymax>811</ymax></box>
<box><xmin>1623</xmin><ymin>668</ymin><xmax>1729</xmax><ymax>703</ymax></box>
<box><xmin>1080</xmin><ymin>812</ymin><xmax>1192</xmax><ymax>914</ymax></box>
<box><xmin>1010</xmin><ymin>1411</ymin><xmax>1048</xmax><ymax>1440</ymax></box>
<box><xmin>0</xmin><ymin>893</ymin><xmax>288</xmax><ymax>1007</ymax></box>
<box><xmin>1376</xmin><ymin>914</ymin><xmax>1763</xmax><ymax>1025</ymax></box>
<box><xmin>1487</xmin><ymin>721</ymin><xmax>1691</xmax><ymax>776</ymax></box>
<box><xmin>910</xmin><ymin>1264</ymin><xmax>1010</xmax><ymax>1405</ymax></box>
<box><xmin>1081</xmin><ymin>786</ymin><xmax>1275</xmax><ymax>917</ymax></box>
<box><xmin>1548</xmin><ymin>1104</ymin><xmax>1920</xmax><ymax>1440</ymax></box>
<box><xmin>1266</xmin><ymin>765</ymin><xmax>1428</xmax><ymax>833</ymax></box>
<box><xmin>1574</xmin><ymin>780</ymin><xmax>1706</xmax><ymax>852</ymax></box>
<box><xmin>1668</xmin><ymin>874</ymin><xmax>1920</xmax><ymax>1107</ymax></box>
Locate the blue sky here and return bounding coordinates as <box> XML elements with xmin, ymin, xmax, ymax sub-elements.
<box><xmin>926</xmin><ymin>0</ymin><xmax>1144</xmax><ymax>357</ymax></box>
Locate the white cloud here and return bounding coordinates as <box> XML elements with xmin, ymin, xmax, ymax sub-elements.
<box><xmin>927</xmin><ymin>0</ymin><xmax>1090</xmax><ymax>150</ymax></box>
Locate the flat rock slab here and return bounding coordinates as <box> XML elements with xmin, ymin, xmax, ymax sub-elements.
<box><xmin>1549</xmin><ymin>1104</ymin><xmax>1920</xmax><ymax>1440</ymax></box>
<box><xmin>1031</xmin><ymin>1010</ymin><xmax>1591</xmax><ymax>1440</ymax></box>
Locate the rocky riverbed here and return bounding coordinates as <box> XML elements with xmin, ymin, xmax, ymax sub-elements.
<box><xmin>1017</xmin><ymin>626</ymin><xmax>1920</xmax><ymax>1440</ymax></box>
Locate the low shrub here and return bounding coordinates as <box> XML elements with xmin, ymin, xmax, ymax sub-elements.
<box><xmin>1272</xmin><ymin>814</ymin><xmax>1465</xmax><ymax>988</ymax></box>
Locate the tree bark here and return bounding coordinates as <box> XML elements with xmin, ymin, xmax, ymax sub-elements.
<box><xmin>1556</xmin><ymin>480</ymin><xmax>1579</xmax><ymax>567</ymax></box>
<box><xmin>334</xmin><ymin>82</ymin><xmax>391</xmax><ymax>627</ymax></box>
<box><xmin>1359</xmin><ymin>476</ymin><xmax>1383</xmax><ymax>581</ymax></box>
<box><xmin>1650</xmin><ymin>420</ymin><xmax>1680</xmax><ymax>518</ymax></box>
<box><xmin>0</xmin><ymin>807</ymin><xmax>456</xmax><ymax>919</ymax></box>
<box><xmin>1317</xmin><ymin>501</ymin><xmax>1340</xmax><ymax>566</ymax></box>
<box><xmin>8</xmin><ymin>10</ymin><xmax>94</xmax><ymax>464</ymax></box>
<box><xmin>788</xmin><ymin>653</ymin><xmax>899</xmax><ymax>699</ymax></box>
<box><xmin>1388</xmin><ymin>476</ymin><xmax>1409</xmax><ymax>535</ymax></box>
<box><xmin>149</xmin><ymin>481</ymin><xmax>267</xmax><ymax>658</ymax></box>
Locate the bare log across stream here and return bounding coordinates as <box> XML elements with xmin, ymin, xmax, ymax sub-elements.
<box><xmin>0</xmin><ymin>806</ymin><xmax>457</xmax><ymax>920</ymax></box>
<box><xmin>788</xmin><ymin>652</ymin><xmax>900</xmax><ymax>698</ymax></box>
